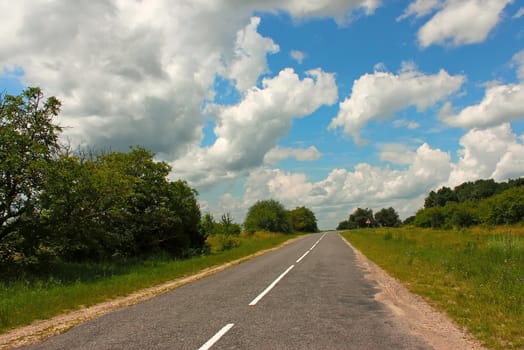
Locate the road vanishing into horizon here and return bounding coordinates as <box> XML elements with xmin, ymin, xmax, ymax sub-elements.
<box><xmin>23</xmin><ymin>232</ymin><xmax>432</xmax><ymax>350</ymax></box>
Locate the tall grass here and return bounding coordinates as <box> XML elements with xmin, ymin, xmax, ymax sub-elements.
<box><xmin>342</xmin><ymin>227</ymin><xmax>524</xmax><ymax>350</ymax></box>
<box><xmin>0</xmin><ymin>232</ymin><xmax>298</xmax><ymax>334</ymax></box>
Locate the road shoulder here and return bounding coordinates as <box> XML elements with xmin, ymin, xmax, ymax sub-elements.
<box><xmin>340</xmin><ymin>233</ymin><xmax>486</xmax><ymax>350</ymax></box>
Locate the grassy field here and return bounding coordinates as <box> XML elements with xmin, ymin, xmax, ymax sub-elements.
<box><xmin>0</xmin><ymin>231</ymin><xmax>300</xmax><ymax>334</ymax></box>
<box><xmin>342</xmin><ymin>226</ymin><xmax>524</xmax><ymax>350</ymax></box>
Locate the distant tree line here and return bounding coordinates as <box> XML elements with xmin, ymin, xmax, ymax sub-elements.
<box><xmin>413</xmin><ymin>179</ymin><xmax>524</xmax><ymax>228</ymax></box>
<box><xmin>242</xmin><ymin>199</ymin><xmax>319</xmax><ymax>234</ymax></box>
<box><xmin>336</xmin><ymin>178</ymin><xmax>524</xmax><ymax>231</ymax></box>
<box><xmin>336</xmin><ymin>207</ymin><xmax>401</xmax><ymax>230</ymax></box>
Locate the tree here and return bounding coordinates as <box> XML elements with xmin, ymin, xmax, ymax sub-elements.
<box><xmin>424</xmin><ymin>186</ymin><xmax>457</xmax><ymax>208</ymax></box>
<box><xmin>244</xmin><ymin>199</ymin><xmax>291</xmax><ymax>233</ymax></box>
<box><xmin>0</xmin><ymin>88</ymin><xmax>61</xmax><ymax>242</ymax></box>
<box><xmin>374</xmin><ymin>207</ymin><xmax>401</xmax><ymax>227</ymax></box>
<box><xmin>288</xmin><ymin>206</ymin><xmax>318</xmax><ymax>232</ymax></box>
<box><xmin>336</xmin><ymin>219</ymin><xmax>355</xmax><ymax>230</ymax></box>
<box><xmin>349</xmin><ymin>208</ymin><xmax>375</xmax><ymax>228</ymax></box>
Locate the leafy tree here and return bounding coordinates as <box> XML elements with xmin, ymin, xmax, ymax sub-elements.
<box><xmin>424</xmin><ymin>187</ymin><xmax>458</xmax><ymax>208</ymax></box>
<box><xmin>403</xmin><ymin>215</ymin><xmax>415</xmax><ymax>225</ymax></box>
<box><xmin>288</xmin><ymin>206</ymin><xmax>318</xmax><ymax>232</ymax></box>
<box><xmin>244</xmin><ymin>199</ymin><xmax>291</xmax><ymax>233</ymax></box>
<box><xmin>349</xmin><ymin>208</ymin><xmax>375</xmax><ymax>228</ymax></box>
<box><xmin>336</xmin><ymin>219</ymin><xmax>355</xmax><ymax>230</ymax></box>
<box><xmin>38</xmin><ymin>153</ymin><xmax>135</xmax><ymax>260</ymax></box>
<box><xmin>217</xmin><ymin>213</ymin><xmax>241</xmax><ymax>235</ymax></box>
<box><xmin>374</xmin><ymin>207</ymin><xmax>401</xmax><ymax>227</ymax></box>
<box><xmin>199</xmin><ymin>213</ymin><xmax>215</xmax><ymax>238</ymax></box>
<box><xmin>413</xmin><ymin>206</ymin><xmax>446</xmax><ymax>228</ymax></box>
<box><xmin>0</xmin><ymin>88</ymin><xmax>61</xmax><ymax>242</ymax></box>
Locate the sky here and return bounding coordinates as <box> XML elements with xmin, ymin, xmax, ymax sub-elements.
<box><xmin>1</xmin><ymin>0</ymin><xmax>524</xmax><ymax>229</ymax></box>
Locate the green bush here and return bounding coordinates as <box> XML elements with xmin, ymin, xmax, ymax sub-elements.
<box><xmin>205</xmin><ymin>234</ymin><xmax>241</xmax><ymax>253</ymax></box>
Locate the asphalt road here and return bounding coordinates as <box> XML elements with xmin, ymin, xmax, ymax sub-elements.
<box><xmin>22</xmin><ymin>232</ymin><xmax>432</xmax><ymax>349</ymax></box>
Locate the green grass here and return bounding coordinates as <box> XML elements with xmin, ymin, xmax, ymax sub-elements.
<box><xmin>342</xmin><ymin>226</ymin><xmax>524</xmax><ymax>349</ymax></box>
<box><xmin>0</xmin><ymin>232</ymin><xmax>300</xmax><ymax>334</ymax></box>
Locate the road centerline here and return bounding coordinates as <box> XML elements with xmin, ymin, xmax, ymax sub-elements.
<box><xmin>198</xmin><ymin>323</ymin><xmax>234</xmax><ymax>350</ymax></box>
<box><xmin>296</xmin><ymin>250</ymin><xmax>310</xmax><ymax>263</ymax></box>
<box><xmin>249</xmin><ymin>264</ymin><xmax>295</xmax><ymax>306</ymax></box>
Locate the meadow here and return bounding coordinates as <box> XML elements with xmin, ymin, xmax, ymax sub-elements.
<box><xmin>342</xmin><ymin>226</ymin><xmax>524</xmax><ymax>349</ymax></box>
<box><xmin>0</xmin><ymin>231</ymin><xmax>298</xmax><ymax>334</ymax></box>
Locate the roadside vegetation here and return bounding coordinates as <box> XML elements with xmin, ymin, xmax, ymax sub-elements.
<box><xmin>0</xmin><ymin>231</ymin><xmax>298</xmax><ymax>333</ymax></box>
<box><xmin>342</xmin><ymin>226</ymin><xmax>524</xmax><ymax>349</ymax></box>
<box><xmin>0</xmin><ymin>88</ymin><xmax>319</xmax><ymax>334</ymax></box>
<box><xmin>335</xmin><ymin>177</ymin><xmax>524</xmax><ymax>349</ymax></box>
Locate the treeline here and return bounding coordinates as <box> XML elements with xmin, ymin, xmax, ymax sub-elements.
<box><xmin>201</xmin><ymin>200</ymin><xmax>319</xmax><ymax>253</ymax></box>
<box><xmin>413</xmin><ymin>178</ymin><xmax>524</xmax><ymax>228</ymax></box>
<box><xmin>1</xmin><ymin>88</ymin><xmax>320</xmax><ymax>275</ymax></box>
<box><xmin>337</xmin><ymin>207</ymin><xmax>401</xmax><ymax>230</ymax></box>
<box><xmin>336</xmin><ymin>178</ymin><xmax>524</xmax><ymax>230</ymax></box>
<box><xmin>1</xmin><ymin>88</ymin><xmax>204</xmax><ymax>273</ymax></box>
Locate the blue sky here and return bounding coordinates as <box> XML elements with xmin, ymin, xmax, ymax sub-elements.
<box><xmin>1</xmin><ymin>1</ymin><xmax>524</xmax><ymax>228</ymax></box>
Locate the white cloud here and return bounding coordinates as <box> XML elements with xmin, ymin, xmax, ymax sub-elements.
<box><xmin>398</xmin><ymin>0</ymin><xmax>442</xmax><ymax>21</ymax></box>
<box><xmin>203</xmin><ymin>121</ymin><xmax>524</xmax><ymax>228</ymax></box>
<box><xmin>441</xmin><ymin>83</ymin><xmax>524</xmax><ymax>129</ymax></box>
<box><xmin>0</xmin><ymin>0</ymin><xmax>373</xmax><ymax>159</ymax></box>
<box><xmin>290</xmin><ymin>50</ymin><xmax>306</xmax><ymax>64</ymax></box>
<box><xmin>379</xmin><ymin>144</ymin><xmax>416</xmax><ymax>165</ymax></box>
<box><xmin>449</xmin><ymin>124</ymin><xmax>524</xmax><ymax>185</ymax></box>
<box><xmin>513</xmin><ymin>7</ymin><xmax>524</xmax><ymax>18</ymax></box>
<box><xmin>240</xmin><ymin>143</ymin><xmax>451</xmax><ymax>227</ymax></box>
<box><xmin>264</xmin><ymin>146</ymin><xmax>321</xmax><ymax>164</ymax></box>
<box><xmin>512</xmin><ymin>50</ymin><xmax>524</xmax><ymax>81</ymax></box>
<box><xmin>276</xmin><ymin>0</ymin><xmax>381</xmax><ymax>24</ymax></box>
<box><xmin>393</xmin><ymin>119</ymin><xmax>420</xmax><ymax>129</ymax></box>
<box><xmin>329</xmin><ymin>66</ymin><xmax>464</xmax><ymax>144</ymax></box>
<box><xmin>417</xmin><ymin>0</ymin><xmax>512</xmax><ymax>47</ymax></box>
<box><xmin>227</xmin><ymin>17</ymin><xmax>279</xmax><ymax>93</ymax></box>
<box><xmin>171</xmin><ymin>68</ymin><xmax>337</xmax><ymax>186</ymax></box>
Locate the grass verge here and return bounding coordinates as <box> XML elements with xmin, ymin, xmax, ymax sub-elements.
<box><xmin>341</xmin><ymin>226</ymin><xmax>524</xmax><ymax>350</ymax></box>
<box><xmin>0</xmin><ymin>231</ymin><xmax>300</xmax><ymax>334</ymax></box>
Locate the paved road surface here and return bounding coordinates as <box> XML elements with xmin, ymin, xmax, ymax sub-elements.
<box><xmin>23</xmin><ymin>232</ymin><xmax>431</xmax><ymax>349</ymax></box>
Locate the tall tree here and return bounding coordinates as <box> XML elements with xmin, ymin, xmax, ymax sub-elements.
<box><xmin>244</xmin><ymin>199</ymin><xmax>291</xmax><ymax>233</ymax></box>
<box><xmin>288</xmin><ymin>206</ymin><xmax>319</xmax><ymax>232</ymax></box>
<box><xmin>349</xmin><ymin>208</ymin><xmax>375</xmax><ymax>228</ymax></box>
<box><xmin>0</xmin><ymin>87</ymin><xmax>61</xmax><ymax>241</ymax></box>
<box><xmin>375</xmin><ymin>207</ymin><xmax>401</xmax><ymax>227</ymax></box>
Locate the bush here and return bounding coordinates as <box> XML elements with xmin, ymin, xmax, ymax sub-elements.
<box><xmin>205</xmin><ymin>234</ymin><xmax>241</xmax><ymax>253</ymax></box>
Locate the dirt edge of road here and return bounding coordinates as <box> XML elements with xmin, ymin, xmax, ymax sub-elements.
<box><xmin>340</xmin><ymin>234</ymin><xmax>486</xmax><ymax>350</ymax></box>
<box><xmin>0</xmin><ymin>235</ymin><xmax>306</xmax><ymax>349</ymax></box>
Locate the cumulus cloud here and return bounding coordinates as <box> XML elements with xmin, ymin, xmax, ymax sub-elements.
<box><xmin>379</xmin><ymin>144</ymin><xmax>416</xmax><ymax>165</ymax></box>
<box><xmin>275</xmin><ymin>0</ymin><xmax>381</xmax><ymax>24</ymax></box>
<box><xmin>449</xmin><ymin>124</ymin><xmax>524</xmax><ymax>185</ymax></box>
<box><xmin>440</xmin><ymin>83</ymin><xmax>524</xmax><ymax>129</ymax></box>
<box><xmin>240</xmin><ymin>143</ymin><xmax>451</xmax><ymax>227</ymax></box>
<box><xmin>171</xmin><ymin>68</ymin><xmax>338</xmax><ymax>186</ymax></box>
<box><xmin>0</xmin><ymin>0</ymin><xmax>374</xmax><ymax>159</ymax></box>
<box><xmin>397</xmin><ymin>0</ymin><xmax>442</xmax><ymax>21</ymax></box>
<box><xmin>415</xmin><ymin>0</ymin><xmax>512</xmax><ymax>47</ymax></box>
<box><xmin>237</xmin><ymin>124</ymin><xmax>523</xmax><ymax>228</ymax></box>
<box><xmin>290</xmin><ymin>50</ymin><xmax>306</xmax><ymax>64</ymax></box>
<box><xmin>512</xmin><ymin>50</ymin><xmax>524</xmax><ymax>80</ymax></box>
<box><xmin>227</xmin><ymin>17</ymin><xmax>279</xmax><ymax>93</ymax></box>
<box><xmin>264</xmin><ymin>146</ymin><xmax>321</xmax><ymax>164</ymax></box>
<box><xmin>329</xmin><ymin>65</ymin><xmax>464</xmax><ymax>144</ymax></box>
